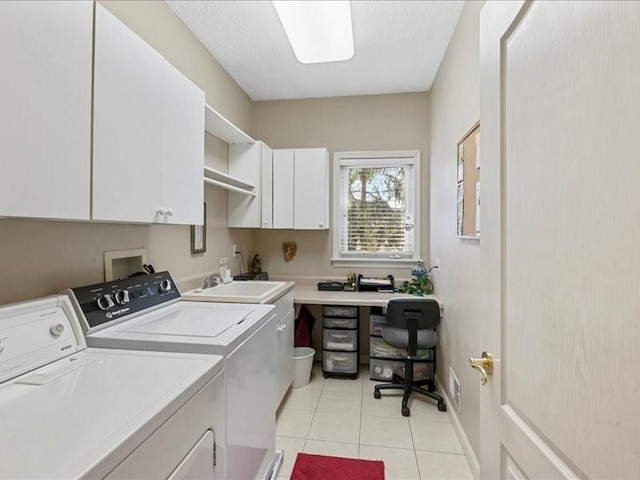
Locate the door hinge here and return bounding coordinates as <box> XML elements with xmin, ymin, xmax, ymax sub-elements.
<box><xmin>213</xmin><ymin>436</ymin><xmax>217</xmax><ymax>467</ymax></box>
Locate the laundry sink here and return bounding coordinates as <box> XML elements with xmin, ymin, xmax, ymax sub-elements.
<box><xmin>182</xmin><ymin>281</ymin><xmax>292</xmax><ymax>304</ymax></box>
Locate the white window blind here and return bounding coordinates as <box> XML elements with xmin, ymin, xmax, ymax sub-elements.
<box><xmin>339</xmin><ymin>158</ymin><xmax>415</xmax><ymax>259</ymax></box>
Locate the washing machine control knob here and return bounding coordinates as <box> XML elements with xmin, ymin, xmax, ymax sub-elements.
<box><xmin>96</xmin><ymin>294</ymin><xmax>115</xmax><ymax>311</ymax></box>
<box><xmin>50</xmin><ymin>323</ymin><xmax>65</xmax><ymax>336</ymax></box>
<box><xmin>114</xmin><ymin>290</ymin><xmax>130</xmax><ymax>305</ymax></box>
<box><xmin>159</xmin><ymin>279</ymin><xmax>172</xmax><ymax>294</ymax></box>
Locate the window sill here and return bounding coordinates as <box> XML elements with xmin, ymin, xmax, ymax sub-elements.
<box><xmin>331</xmin><ymin>257</ymin><xmax>422</xmax><ymax>269</ymax></box>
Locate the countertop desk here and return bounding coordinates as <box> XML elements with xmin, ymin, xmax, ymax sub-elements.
<box><xmin>293</xmin><ymin>286</ymin><xmax>441</xmax><ymax>309</ymax></box>
<box><xmin>293</xmin><ymin>286</ymin><xmax>442</xmax><ymax>380</ymax></box>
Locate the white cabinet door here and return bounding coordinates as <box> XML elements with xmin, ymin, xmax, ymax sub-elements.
<box><xmin>161</xmin><ymin>62</ymin><xmax>204</xmax><ymax>225</ymax></box>
<box><xmin>260</xmin><ymin>143</ymin><xmax>274</xmax><ymax>229</ymax></box>
<box><xmin>0</xmin><ymin>1</ymin><xmax>92</xmax><ymax>220</ymax></box>
<box><xmin>93</xmin><ymin>4</ymin><xmax>165</xmax><ymax>223</ymax></box>
<box><xmin>272</xmin><ymin>149</ymin><xmax>294</xmax><ymax>229</ymax></box>
<box><xmin>168</xmin><ymin>430</ymin><xmax>215</xmax><ymax>480</ymax></box>
<box><xmin>294</xmin><ymin>148</ymin><xmax>329</xmax><ymax>230</ymax></box>
<box><xmin>278</xmin><ymin>309</ymin><xmax>295</xmax><ymax>405</ymax></box>
<box><xmin>228</xmin><ymin>142</ymin><xmax>265</xmax><ymax>228</ymax></box>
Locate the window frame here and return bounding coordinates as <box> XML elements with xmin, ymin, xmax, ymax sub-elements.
<box><xmin>331</xmin><ymin>150</ymin><xmax>421</xmax><ymax>268</ymax></box>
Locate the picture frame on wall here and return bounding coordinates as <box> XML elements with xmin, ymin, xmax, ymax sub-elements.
<box><xmin>190</xmin><ymin>202</ymin><xmax>206</xmax><ymax>254</ymax></box>
<box><xmin>457</xmin><ymin>121</ymin><xmax>481</xmax><ymax>239</ymax></box>
<box><xmin>457</xmin><ymin>143</ymin><xmax>464</xmax><ymax>182</ymax></box>
<box><xmin>457</xmin><ymin>182</ymin><xmax>464</xmax><ymax>236</ymax></box>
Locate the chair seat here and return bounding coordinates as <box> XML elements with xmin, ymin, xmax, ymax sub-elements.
<box><xmin>381</xmin><ymin>326</ymin><xmax>438</xmax><ymax>349</ymax></box>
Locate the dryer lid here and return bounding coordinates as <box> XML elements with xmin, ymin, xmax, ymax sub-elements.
<box><xmin>0</xmin><ymin>296</ymin><xmax>85</xmax><ymax>384</ymax></box>
<box><xmin>0</xmin><ymin>348</ymin><xmax>221</xmax><ymax>479</ymax></box>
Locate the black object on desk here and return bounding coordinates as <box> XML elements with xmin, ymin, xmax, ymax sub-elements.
<box><xmin>317</xmin><ymin>281</ymin><xmax>344</xmax><ymax>291</ymax></box>
<box><xmin>357</xmin><ymin>275</ymin><xmax>395</xmax><ymax>293</ymax></box>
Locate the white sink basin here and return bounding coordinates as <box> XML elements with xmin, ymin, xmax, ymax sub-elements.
<box><xmin>182</xmin><ymin>281</ymin><xmax>289</xmax><ymax>304</ymax></box>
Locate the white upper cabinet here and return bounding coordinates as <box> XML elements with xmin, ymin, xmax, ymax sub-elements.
<box><xmin>272</xmin><ymin>150</ymin><xmax>294</xmax><ymax>229</ymax></box>
<box><xmin>272</xmin><ymin>148</ymin><xmax>330</xmax><ymax>230</ymax></box>
<box><xmin>93</xmin><ymin>5</ymin><xmax>204</xmax><ymax>224</ymax></box>
<box><xmin>294</xmin><ymin>148</ymin><xmax>330</xmax><ymax>230</ymax></box>
<box><xmin>0</xmin><ymin>1</ymin><xmax>93</xmax><ymax>220</ymax></box>
<box><xmin>228</xmin><ymin>142</ymin><xmax>272</xmax><ymax>228</ymax></box>
<box><xmin>160</xmin><ymin>62</ymin><xmax>205</xmax><ymax>225</ymax></box>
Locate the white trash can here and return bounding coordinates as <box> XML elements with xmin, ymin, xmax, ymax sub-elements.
<box><xmin>292</xmin><ymin>347</ymin><xmax>315</xmax><ymax>388</ymax></box>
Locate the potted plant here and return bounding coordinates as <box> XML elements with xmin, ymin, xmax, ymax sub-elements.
<box><xmin>396</xmin><ymin>261</ymin><xmax>437</xmax><ymax>296</ymax></box>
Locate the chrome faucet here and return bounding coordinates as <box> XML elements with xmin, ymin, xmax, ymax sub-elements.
<box><xmin>203</xmin><ymin>273</ymin><xmax>223</xmax><ymax>288</ymax></box>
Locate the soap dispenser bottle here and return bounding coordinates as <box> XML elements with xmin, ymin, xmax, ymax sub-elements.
<box><xmin>219</xmin><ymin>258</ymin><xmax>227</xmax><ymax>279</ymax></box>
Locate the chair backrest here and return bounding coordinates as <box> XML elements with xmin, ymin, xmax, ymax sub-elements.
<box><xmin>385</xmin><ymin>298</ymin><xmax>440</xmax><ymax>355</ymax></box>
<box><xmin>386</xmin><ymin>298</ymin><xmax>441</xmax><ymax>330</ymax></box>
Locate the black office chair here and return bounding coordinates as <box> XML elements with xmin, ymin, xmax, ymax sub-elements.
<box><xmin>373</xmin><ymin>298</ymin><xmax>446</xmax><ymax>417</ymax></box>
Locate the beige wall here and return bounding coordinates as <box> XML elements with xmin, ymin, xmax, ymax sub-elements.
<box><xmin>251</xmin><ymin>93</ymin><xmax>430</xmax><ymax>282</ymax></box>
<box><xmin>0</xmin><ymin>1</ymin><xmax>253</xmax><ymax>304</ymax></box>
<box><xmin>429</xmin><ymin>0</ymin><xmax>485</xmax><ymax>468</ymax></box>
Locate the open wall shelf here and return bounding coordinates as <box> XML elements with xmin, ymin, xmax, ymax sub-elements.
<box><xmin>204</xmin><ymin>104</ymin><xmax>255</xmax><ymax>144</ymax></box>
<box><xmin>203</xmin><ymin>166</ymin><xmax>256</xmax><ymax>196</ymax></box>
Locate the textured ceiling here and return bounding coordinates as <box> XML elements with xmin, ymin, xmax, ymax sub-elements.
<box><xmin>166</xmin><ymin>1</ymin><xmax>464</xmax><ymax>101</ymax></box>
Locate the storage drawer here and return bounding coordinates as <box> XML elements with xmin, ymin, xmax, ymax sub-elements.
<box><xmin>323</xmin><ymin>328</ymin><xmax>357</xmax><ymax>351</ymax></box>
<box><xmin>322</xmin><ymin>305</ymin><xmax>358</xmax><ymax>318</ymax></box>
<box><xmin>370</xmin><ymin>336</ymin><xmax>434</xmax><ymax>360</ymax></box>
<box><xmin>369</xmin><ymin>314</ymin><xmax>387</xmax><ymax>335</ymax></box>
<box><xmin>323</xmin><ymin>316</ymin><xmax>358</xmax><ymax>329</ymax></box>
<box><xmin>323</xmin><ymin>351</ymin><xmax>358</xmax><ymax>374</ymax></box>
<box><xmin>369</xmin><ymin>358</ymin><xmax>434</xmax><ymax>382</ymax></box>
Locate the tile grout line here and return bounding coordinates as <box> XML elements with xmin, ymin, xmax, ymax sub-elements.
<box><xmin>305</xmin><ymin>369</ymin><xmax>325</xmax><ymax>441</ymax></box>
<box><xmin>408</xmin><ymin>418</ymin><xmax>422</xmax><ymax>480</ymax></box>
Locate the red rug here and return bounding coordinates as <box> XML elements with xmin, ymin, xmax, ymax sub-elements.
<box><xmin>290</xmin><ymin>453</ymin><xmax>385</xmax><ymax>480</ymax></box>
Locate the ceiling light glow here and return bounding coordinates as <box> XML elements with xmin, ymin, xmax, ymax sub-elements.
<box><xmin>273</xmin><ymin>1</ymin><xmax>354</xmax><ymax>64</ymax></box>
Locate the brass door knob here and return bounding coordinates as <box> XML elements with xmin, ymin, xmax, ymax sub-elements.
<box><xmin>469</xmin><ymin>351</ymin><xmax>494</xmax><ymax>385</ymax></box>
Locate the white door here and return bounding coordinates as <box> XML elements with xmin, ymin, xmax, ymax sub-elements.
<box><xmin>273</xmin><ymin>149</ymin><xmax>295</xmax><ymax>229</ymax></box>
<box><xmin>228</xmin><ymin>142</ymin><xmax>263</xmax><ymax>228</ymax></box>
<box><xmin>278</xmin><ymin>308</ymin><xmax>295</xmax><ymax>405</ymax></box>
<box><xmin>0</xmin><ymin>1</ymin><xmax>92</xmax><ymax>220</ymax></box>
<box><xmin>478</xmin><ymin>1</ymin><xmax>640</xmax><ymax>478</ymax></box>
<box><xmin>161</xmin><ymin>62</ymin><xmax>204</xmax><ymax>225</ymax></box>
<box><xmin>294</xmin><ymin>148</ymin><xmax>329</xmax><ymax>230</ymax></box>
<box><xmin>93</xmin><ymin>4</ymin><xmax>165</xmax><ymax>223</ymax></box>
<box><xmin>168</xmin><ymin>430</ymin><xmax>216</xmax><ymax>480</ymax></box>
<box><xmin>261</xmin><ymin>143</ymin><xmax>274</xmax><ymax>229</ymax></box>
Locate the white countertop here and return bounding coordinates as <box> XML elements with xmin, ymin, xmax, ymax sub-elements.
<box><xmin>183</xmin><ymin>281</ymin><xmax>295</xmax><ymax>304</ymax></box>
<box><xmin>293</xmin><ymin>285</ymin><xmax>440</xmax><ymax>307</ymax></box>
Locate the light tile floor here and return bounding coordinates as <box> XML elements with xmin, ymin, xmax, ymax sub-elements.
<box><xmin>276</xmin><ymin>362</ymin><xmax>473</xmax><ymax>480</ymax></box>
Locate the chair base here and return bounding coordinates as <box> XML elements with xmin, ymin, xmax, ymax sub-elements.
<box><xmin>374</xmin><ymin>377</ymin><xmax>447</xmax><ymax>417</ymax></box>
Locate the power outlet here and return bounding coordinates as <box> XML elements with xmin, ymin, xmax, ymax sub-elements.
<box><xmin>232</xmin><ymin>244</ymin><xmax>237</xmax><ymax>258</ymax></box>
<box><xmin>432</xmin><ymin>257</ymin><xmax>440</xmax><ymax>274</ymax></box>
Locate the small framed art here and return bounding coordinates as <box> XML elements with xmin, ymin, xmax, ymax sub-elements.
<box><xmin>191</xmin><ymin>202</ymin><xmax>206</xmax><ymax>254</ymax></box>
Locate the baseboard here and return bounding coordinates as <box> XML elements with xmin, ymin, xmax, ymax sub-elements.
<box><xmin>435</xmin><ymin>374</ymin><xmax>480</xmax><ymax>479</ymax></box>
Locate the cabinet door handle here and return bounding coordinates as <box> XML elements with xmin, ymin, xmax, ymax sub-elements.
<box><xmin>157</xmin><ymin>207</ymin><xmax>167</xmax><ymax>215</ymax></box>
<box><xmin>166</xmin><ymin>208</ymin><xmax>174</xmax><ymax>216</ymax></box>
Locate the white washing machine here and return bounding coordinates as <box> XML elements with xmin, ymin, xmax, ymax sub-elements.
<box><xmin>0</xmin><ymin>295</ymin><xmax>225</xmax><ymax>479</ymax></box>
<box><xmin>65</xmin><ymin>272</ymin><xmax>282</xmax><ymax>480</ymax></box>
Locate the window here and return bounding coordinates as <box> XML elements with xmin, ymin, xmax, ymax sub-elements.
<box><xmin>332</xmin><ymin>151</ymin><xmax>421</xmax><ymax>266</ymax></box>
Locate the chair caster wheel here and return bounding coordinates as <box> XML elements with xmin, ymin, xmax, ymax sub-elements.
<box><xmin>402</xmin><ymin>406</ymin><xmax>410</xmax><ymax>417</ymax></box>
<box><xmin>438</xmin><ymin>402</ymin><xmax>447</xmax><ymax>412</ymax></box>
<box><xmin>374</xmin><ymin>390</ymin><xmax>381</xmax><ymax>399</ymax></box>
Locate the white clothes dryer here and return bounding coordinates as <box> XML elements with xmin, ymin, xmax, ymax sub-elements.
<box><xmin>65</xmin><ymin>272</ymin><xmax>282</xmax><ymax>480</ymax></box>
<box><xmin>0</xmin><ymin>295</ymin><xmax>225</xmax><ymax>480</ymax></box>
